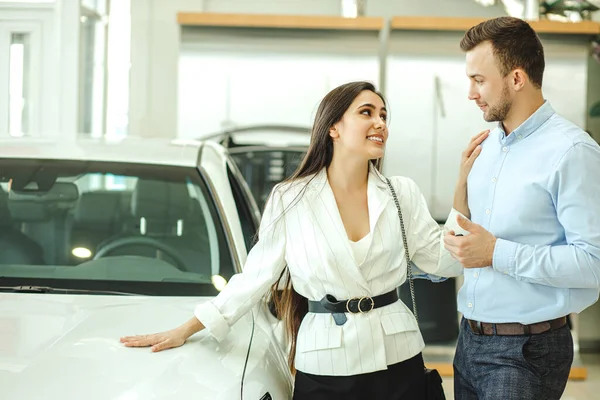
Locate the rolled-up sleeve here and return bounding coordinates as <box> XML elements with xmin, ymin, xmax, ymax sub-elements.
<box><xmin>194</xmin><ymin>185</ymin><xmax>287</xmax><ymax>341</ymax></box>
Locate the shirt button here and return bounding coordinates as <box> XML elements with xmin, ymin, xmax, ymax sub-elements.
<box><xmin>518</xmin><ymin>135</ymin><xmax>523</xmax><ymax>140</ymax></box>
<box><xmin>502</xmin><ymin>146</ymin><xmax>508</xmax><ymax>152</ymax></box>
<box><xmin>491</xmin><ymin>177</ymin><xmax>497</xmax><ymax>183</ymax></box>
<box><xmin>485</xmin><ymin>209</ymin><xmax>491</xmax><ymax>215</ymax></box>
<box><xmin>467</xmin><ymin>302</ymin><xmax>473</xmax><ymax>308</ymax></box>
<box><xmin>473</xmin><ymin>272</ymin><xmax>479</xmax><ymax>278</ymax></box>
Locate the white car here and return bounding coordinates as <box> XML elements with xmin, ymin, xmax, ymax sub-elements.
<box><xmin>0</xmin><ymin>137</ymin><xmax>293</xmax><ymax>400</ymax></box>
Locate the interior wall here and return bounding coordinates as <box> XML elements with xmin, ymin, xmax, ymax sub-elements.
<box><xmin>130</xmin><ymin>0</ymin><xmax>510</xmax><ymax>138</ymax></box>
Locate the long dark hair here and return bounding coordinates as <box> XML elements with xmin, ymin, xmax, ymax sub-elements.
<box><xmin>269</xmin><ymin>81</ymin><xmax>387</xmax><ymax>373</ymax></box>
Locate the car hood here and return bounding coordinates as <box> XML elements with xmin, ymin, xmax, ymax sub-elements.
<box><xmin>0</xmin><ymin>293</ymin><xmax>291</xmax><ymax>399</ymax></box>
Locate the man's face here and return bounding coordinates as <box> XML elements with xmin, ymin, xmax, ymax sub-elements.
<box><xmin>465</xmin><ymin>41</ymin><xmax>513</xmax><ymax>122</ymax></box>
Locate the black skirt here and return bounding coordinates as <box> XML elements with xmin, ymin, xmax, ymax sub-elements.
<box><xmin>292</xmin><ymin>353</ymin><xmax>427</xmax><ymax>400</ymax></box>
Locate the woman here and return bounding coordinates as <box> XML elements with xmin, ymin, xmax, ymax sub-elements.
<box><xmin>120</xmin><ymin>81</ymin><xmax>486</xmax><ymax>399</ymax></box>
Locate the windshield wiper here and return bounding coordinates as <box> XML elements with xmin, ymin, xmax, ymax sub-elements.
<box><xmin>0</xmin><ymin>285</ymin><xmax>140</xmax><ymax>296</ymax></box>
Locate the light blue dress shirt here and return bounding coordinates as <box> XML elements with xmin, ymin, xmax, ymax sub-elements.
<box><xmin>458</xmin><ymin>101</ymin><xmax>600</xmax><ymax>324</ymax></box>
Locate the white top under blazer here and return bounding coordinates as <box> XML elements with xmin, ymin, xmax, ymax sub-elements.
<box><xmin>349</xmin><ymin>233</ymin><xmax>371</xmax><ymax>266</ymax></box>
<box><xmin>195</xmin><ymin>164</ymin><xmax>466</xmax><ymax>376</ymax></box>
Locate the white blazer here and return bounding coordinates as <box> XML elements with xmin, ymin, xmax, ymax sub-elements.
<box><xmin>195</xmin><ymin>165</ymin><xmax>465</xmax><ymax>376</ymax></box>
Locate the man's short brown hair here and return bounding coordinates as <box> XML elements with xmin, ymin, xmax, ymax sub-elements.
<box><xmin>460</xmin><ymin>16</ymin><xmax>545</xmax><ymax>89</ymax></box>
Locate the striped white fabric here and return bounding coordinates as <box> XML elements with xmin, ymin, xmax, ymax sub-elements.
<box><xmin>195</xmin><ymin>164</ymin><xmax>466</xmax><ymax>376</ymax></box>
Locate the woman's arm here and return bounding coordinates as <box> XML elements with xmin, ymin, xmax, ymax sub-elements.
<box><xmin>400</xmin><ymin>130</ymin><xmax>489</xmax><ymax>278</ymax></box>
<box><xmin>120</xmin><ymin>185</ymin><xmax>288</xmax><ymax>351</ymax></box>
<box><xmin>453</xmin><ymin>180</ymin><xmax>469</xmax><ymax>219</ymax></box>
<box><xmin>453</xmin><ymin>129</ymin><xmax>489</xmax><ymax>218</ymax></box>
<box><xmin>120</xmin><ymin>317</ymin><xmax>205</xmax><ymax>352</ymax></box>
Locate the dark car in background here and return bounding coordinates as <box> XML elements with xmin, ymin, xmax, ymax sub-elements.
<box><xmin>202</xmin><ymin>125</ymin><xmax>310</xmax><ymax>211</ymax></box>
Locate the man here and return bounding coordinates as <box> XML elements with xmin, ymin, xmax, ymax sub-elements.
<box><xmin>444</xmin><ymin>16</ymin><xmax>600</xmax><ymax>399</ymax></box>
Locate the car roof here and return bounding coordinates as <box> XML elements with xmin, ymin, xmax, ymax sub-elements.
<box><xmin>201</xmin><ymin>124</ymin><xmax>311</xmax><ymax>147</ymax></box>
<box><xmin>0</xmin><ymin>137</ymin><xmax>207</xmax><ymax>167</ymax></box>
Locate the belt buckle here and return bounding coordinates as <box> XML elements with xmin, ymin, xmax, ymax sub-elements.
<box><xmin>358</xmin><ymin>296</ymin><xmax>374</xmax><ymax>313</ymax></box>
<box><xmin>477</xmin><ymin>321</ymin><xmax>485</xmax><ymax>335</ymax></box>
<box><xmin>346</xmin><ymin>296</ymin><xmax>375</xmax><ymax>314</ymax></box>
<box><xmin>469</xmin><ymin>319</ymin><xmax>483</xmax><ymax>335</ymax></box>
<box><xmin>346</xmin><ymin>298</ymin><xmax>360</xmax><ymax>314</ymax></box>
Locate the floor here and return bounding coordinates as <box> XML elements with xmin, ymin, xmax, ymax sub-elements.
<box><xmin>439</xmin><ymin>353</ymin><xmax>600</xmax><ymax>399</ymax></box>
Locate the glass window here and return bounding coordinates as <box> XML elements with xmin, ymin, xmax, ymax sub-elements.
<box><xmin>230</xmin><ymin>148</ymin><xmax>305</xmax><ymax>211</ymax></box>
<box><xmin>8</xmin><ymin>33</ymin><xmax>30</xmax><ymax>137</ymax></box>
<box><xmin>105</xmin><ymin>0</ymin><xmax>130</xmax><ymax>138</ymax></box>
<box><xmin>0</xmin><ymin>159</ymin><xmax>236</xmax><ymax>296</ymax></box>
<box><xmin>79</xmin><ymin>7</ymin><xmax>107</xmax><ymax>137</ymax></box>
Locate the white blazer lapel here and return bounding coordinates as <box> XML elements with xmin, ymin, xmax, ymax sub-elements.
<box><xmin>367</xmin><ymin>164</ymin><xmax>391</xmax><ymax>234</ymax></box>
<box><xmin>305</xmin><ymin>169</ymin><xmax>370</xmax><ymax>293</ymax></box>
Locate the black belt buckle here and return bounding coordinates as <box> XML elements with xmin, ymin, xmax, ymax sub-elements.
<box><xmin>362</xmin><ymin>297</ymin><xmax>375</xmax><ymax>312</ymax></box>
<box><xmin>345</xmin><ymin>296</ymin><xmax>375</xmax><ymax>314</ymax></box>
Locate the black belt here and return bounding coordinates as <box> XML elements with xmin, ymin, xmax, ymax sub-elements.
<box><xmin>308</xmin><ymin>289</ymin><xmax>399</xmax><ymax>326</ymax></box>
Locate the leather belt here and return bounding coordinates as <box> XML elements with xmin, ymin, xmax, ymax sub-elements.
<box><xmin>308</xmin><ymin>289</ymin><xmax>399</xmax><ymax>326</ymax></box>
<box><xmin>467</xmin><ymin>316</ymin><xmax>567</xmax><ymax>336</ymax></box>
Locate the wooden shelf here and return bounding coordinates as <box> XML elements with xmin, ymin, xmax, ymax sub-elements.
<box><xmin>178</xmin><ymin>13</ymin><xmax>599</xmax><ymax>35</ymax></box>
<box><xmin>178</xmin><ymin>12</ymin><xmax>385</xmax><ymax>31</ymax></box>
<box><xmin>391</xmin><ymin>16</ymin><xmax>600</xmax><ymax>35</ymax></box>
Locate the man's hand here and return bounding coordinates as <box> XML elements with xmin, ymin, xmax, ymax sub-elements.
<box><xmin>444</xmin><ymin>215</ymin><xmax>497</xmax><ymax>269</ymax></box>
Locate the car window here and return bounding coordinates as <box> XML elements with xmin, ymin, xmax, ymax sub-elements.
<box><xmin>230</xmin><ymin>148</ymin><xmax>305</xmax><ymax>210</ymax></box>
<box><xmin>0</xmin><ymin>159</ymin><xmax>236</xmax><ymax>296</ymax></box>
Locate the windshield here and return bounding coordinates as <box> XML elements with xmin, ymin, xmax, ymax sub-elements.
<box><xmin>0</xmin><ymin>159</ymin><xmax>236</xmax><ymax>296</ymax></box>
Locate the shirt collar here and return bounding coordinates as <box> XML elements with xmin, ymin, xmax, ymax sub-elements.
<box><xmin>497</xmin><ymin>100</ymin><xmax>555</xmax><ymax>144</ymax></box>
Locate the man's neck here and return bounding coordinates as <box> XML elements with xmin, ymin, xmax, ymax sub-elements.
<box><xmin>502</xmin><ymin>93</ymin><xmax>545</xmax><ymax>135</ymax></box>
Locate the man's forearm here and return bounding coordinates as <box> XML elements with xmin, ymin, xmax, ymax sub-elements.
<box><xmin>493</xmin><ymin>239</ymin><xmax>600</xmax><ymax>289</ymax></box>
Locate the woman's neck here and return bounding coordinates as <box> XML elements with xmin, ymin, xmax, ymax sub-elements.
<box><xmin>327</xmin><ymin>155</ymin><xmax>369</xmax><ymax>192</ymax></box>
